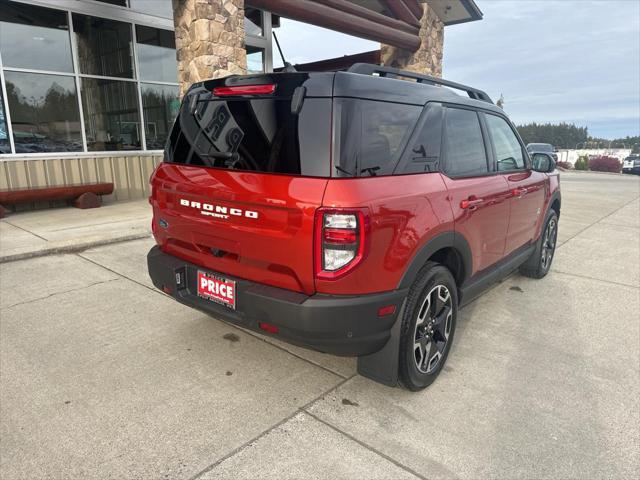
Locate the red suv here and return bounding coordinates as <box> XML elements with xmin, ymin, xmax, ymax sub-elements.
<box><xmin>147</xmin><ymin>64</ymin><xmax>560</xmax><ymax>390</ymax></box>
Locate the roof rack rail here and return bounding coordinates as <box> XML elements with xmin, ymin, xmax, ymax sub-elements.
<box><xmin>347</xmin><ymin>63</ymin><xmax>493</xmax><ymax>104</ymax></box>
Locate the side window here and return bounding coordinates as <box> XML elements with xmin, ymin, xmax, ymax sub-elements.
<box><xmin>485</xmin><ymin>114</ymin><xmax>525</xmax><ymax>171</ymax></box>
<box><xmin>398</xmin><ymin>103</ymin><xmax>443</xmax><ymax>174</ymax></box>
<box><xmin>335</xmin><ymin>99</ymin><xmax>421</xmax><ymax>177</ymax></box>
<box><xmin>443</xmin><ymin>108</ymin><xmax>488</xmax><ymax>177</ymax></box>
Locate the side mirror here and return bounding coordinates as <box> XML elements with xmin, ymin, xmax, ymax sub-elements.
<box><xmin>532</xmin><ymin>153</ymin><xmax>555</xmax><ymax>173</ymax></box>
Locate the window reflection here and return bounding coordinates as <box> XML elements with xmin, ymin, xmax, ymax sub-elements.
<box><xmin>0</xmin><ymin>92</ymin><xmax>9</xmax><ymax>154</ymax></box>
<box><xmin>130</xmin><ymin>0</ymin><xmax>174</xmax><ymax>19</ymax></box>
<box><xmin>136</xmin><ymin>26</ymin><xmax>178</xmax><ymax>83</ymax></box>
<box><xmin>244</xmin><ymin>8</ymin><xmax>263</xmax><ymax>36</ymax></box>
<box><xmin>4</xmin><ymin>71</ymin><xmax>82</xmax><ymax>153</ymax></box>
<box><xmin>81</xmin><ymin>78</ymin><xmax>141</xmax><ymax>151</ymax></box>
<box><xmin>0</xmin><ymin>1</ymin><xmax>73</xmax><ymax>73</ymax></box>
<box><xmin>73</xmin><ymin>14</ymin><xmax>134</xmax><ymax>78</ymax></box>
<box><xmin>141</xmin><ymin>83</ymin><xmax>179</xmax><ymax>150</ymax></box>
<box><xmin>247</xmin><ymin>46</ymin><xmax>264</xmax><ymax>74</ymax></box>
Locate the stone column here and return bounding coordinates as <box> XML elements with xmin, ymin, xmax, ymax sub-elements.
<box><xmin>173</xmin><ymin>0</ymin><xmax>247</xmax><ymax>97</ymax></box>
<box><xmin>380</xmin><ymin>2</ymin><xmax>444</xmax><ymax>77</ymax></box>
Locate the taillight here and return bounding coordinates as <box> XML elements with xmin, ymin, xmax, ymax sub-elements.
<box><xmin>315</xmin><ymin>209</ymin><xmax>367</xmax><ymax>280</ymax></box>
<box><xmin>213</xmin><ymin>84</ymin><xmax>276</xmax><ymax>96</ymax></box>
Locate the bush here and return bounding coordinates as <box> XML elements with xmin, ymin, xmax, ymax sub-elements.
<box><xmin>557</xmin><ymin>161</ymin><xmax>572</xmax><ymax>170</ymax></box>
<box><xmin>588</xmin><ymin>155</ymin><xmax>622</xmax><ymax>173</ymax></box>
<box><xmin>574</xmin><ymin>155</ymin><xmax>589</xmax><ymax>170</ymax></box>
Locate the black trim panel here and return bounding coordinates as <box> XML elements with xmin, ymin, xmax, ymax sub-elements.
<box><xmin>148</xmin><ymin>246</ymin><xmax>408</xmax><ymax>356</ymax></box>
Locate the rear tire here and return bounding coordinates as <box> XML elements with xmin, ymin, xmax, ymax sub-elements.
<box><xmin>520</xmin><ymin>210</ymin><xmax>558</xmax><ymax>279</ymax></box>
<box><xmin>399</xmin><ymin>262</ymin><xmax>458</xmax><ymax>391</ymax></box>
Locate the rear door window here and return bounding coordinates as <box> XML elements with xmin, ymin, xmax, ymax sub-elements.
<box><xmin>442</xmin><ymin>107</ymin><xmax>488</xmax><ymax>177</ymax></box>
<box><xmin>334</xmin><ymin>99</ymin><xmax>421</xmax><ymax>177</ymax></box>
<box><xmin>485</xmin><ymin>114</ymin><xmax>525</xmax><ymax>171</ymax></box>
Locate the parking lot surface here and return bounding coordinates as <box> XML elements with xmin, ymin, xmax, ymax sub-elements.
<box><xmin>1</xmin><ymin>172</ymin><xmax>639</xmax><ymax>479</ymax></box>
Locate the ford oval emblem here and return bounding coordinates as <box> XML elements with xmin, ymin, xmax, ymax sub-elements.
<box><xmin>158</xmin><ymin>218</ymin><xmax>169</xmax><ymax>228</ymax></box>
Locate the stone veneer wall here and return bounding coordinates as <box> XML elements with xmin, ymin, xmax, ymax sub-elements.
<box><xmin>172</xmin><ymin>0</ymin><xmax>247</xmax><ymax>97</ymax></box>
<box><xmin>380</xmin><ymin>2</ymin><xmax>444</xmax><ymax>77</ymax></box>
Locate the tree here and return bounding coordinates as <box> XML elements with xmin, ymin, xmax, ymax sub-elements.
<box><xmin>517</xmin><ymin>122</ymin><xmax>588</xmax><ymax>149</ymax></box>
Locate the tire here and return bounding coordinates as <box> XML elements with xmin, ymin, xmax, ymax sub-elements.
<box><xmin>399</xmin><ymin>261</ymin><xmax>458</xmax><ymax>391</ymax></box>
<box><xmin>519</xmin><ymin>210</ymin><xmax>559</xmax><ymax>279</ymax></box>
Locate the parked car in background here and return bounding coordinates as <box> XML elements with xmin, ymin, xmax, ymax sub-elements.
<box><xmin>622</xmin><ymin>155</ymin><xmax>640</xmax><ymax>175</ymax></box>
<box><xmin>527</xmin><ymin>143</ymin><xmax>558</xmax><ymax>162</ymax></box>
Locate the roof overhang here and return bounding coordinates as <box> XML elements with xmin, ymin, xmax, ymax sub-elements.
<box><xmin>246</xmin><ymin>0</ymin><xmax>483</xmax><ymax>50</ymax></box>
<box><xmin>423</xmin><ymin>0</ymin><xmax>483</xmax><ymax>26</ymax></box>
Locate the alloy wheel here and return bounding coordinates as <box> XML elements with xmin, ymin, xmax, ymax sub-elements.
<box><xmin>413</xmin><ymin>285</ymin><xmax>453</xmax><ymax>374</ymax></box>
<box><xmin>540</xmin><ymin>217</ymin><xmax>557</xmax><ymax>270</ymax></box>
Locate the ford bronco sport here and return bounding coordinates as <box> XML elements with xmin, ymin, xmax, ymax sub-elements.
<box><xmin>147</xmin><ymin>64</ymin><xmax>561</xmax><ymax>391</ymax></box>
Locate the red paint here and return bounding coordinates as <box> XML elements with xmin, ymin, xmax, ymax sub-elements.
<box><xmin>150</xmin><ymin>162</ymin><xmax>559</xmax><ymax>296</ymax></box>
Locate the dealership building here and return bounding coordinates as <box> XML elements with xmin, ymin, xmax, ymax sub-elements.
<box><xmin>0</xmin><ymin>0</ymin><xmax>482</xmax><ymax>202</ymax></box>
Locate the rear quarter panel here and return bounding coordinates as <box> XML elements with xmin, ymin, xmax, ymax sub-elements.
<box><xmin>317</xmin><ymin>173</ymin><xmax>453</xmax><ymax>295</ymax></box>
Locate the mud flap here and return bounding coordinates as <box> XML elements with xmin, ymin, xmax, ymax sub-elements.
<box><xmin>356</xmin><ymin>299</ymin><xmax>406</xmax><ymax>387</ymax></box>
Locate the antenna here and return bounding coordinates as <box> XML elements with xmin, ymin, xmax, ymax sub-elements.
<box><xmin>272</xmin><ymin>31</ymin><xmax>297</xmax><ymax>72</ymax></box>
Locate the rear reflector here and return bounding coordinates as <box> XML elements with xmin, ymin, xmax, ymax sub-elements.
<box><xmin>377</xmin><ymin>305</ymin><xmax>396</xmax><ymax>317</ymax></box>
<box><xmin>258</xmin><ymin>322</ymin><xmax>279</xmax><ymax>334</ymax></box>
<box><xmin>213</xmin><ymin>84</ymin><xmax>276</xmax><ymax>96</ymax></box>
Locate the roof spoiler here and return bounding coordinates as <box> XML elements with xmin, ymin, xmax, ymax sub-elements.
<box><xmin>347</xmin><ymin>63</ymin><xmax>493</xmax><ymax>104</ymax></box>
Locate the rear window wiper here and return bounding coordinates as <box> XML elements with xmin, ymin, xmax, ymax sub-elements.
<box><xmin>361</xmin><ymin>166</ymin><xmax>380</xmax><ymax>177</ymax></box>
<box><xmin>335</xmin><ymin>165</ymin><xmax>354</xmax><ymax>177</ymax></box>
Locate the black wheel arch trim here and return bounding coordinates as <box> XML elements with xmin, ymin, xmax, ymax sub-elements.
<box><xmin>398</xmin><ymin>231</ymin><xmax>473</xmax><ymax>290</ymax></box>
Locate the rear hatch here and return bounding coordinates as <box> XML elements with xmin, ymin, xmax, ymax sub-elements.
<box><xmin>150</xmin><ymin>73</ymin><xmax>334</xmax><ymax>294</ymax></box>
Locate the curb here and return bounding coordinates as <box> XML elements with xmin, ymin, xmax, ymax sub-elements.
<box><xmin>0</xmin><ymin>232</ymin><xmax>152</xmax><ymax>264</ymax></box>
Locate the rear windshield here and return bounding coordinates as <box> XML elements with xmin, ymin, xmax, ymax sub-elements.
<box><xmin>166</xmin><ymin>93</ymin><xmax>331</xmax><ymax>177</ymax></box>
<box><xmin>333</xmin><ymin>99</ymin><xmax>421</xmax><ymax>177</ymax></box>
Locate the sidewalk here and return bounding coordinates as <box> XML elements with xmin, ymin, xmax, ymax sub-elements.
<box><xmin>0</xmin><ymin>200</ymin><xmax>151</xmax><ymax>263</ymax></box>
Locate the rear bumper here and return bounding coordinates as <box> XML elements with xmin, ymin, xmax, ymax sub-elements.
<box><xmin>147</xmin><ymin>246</ymin><xmax>407</xmax><ymax>356</ymax></box>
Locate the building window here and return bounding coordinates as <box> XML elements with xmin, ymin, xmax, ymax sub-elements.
<box><xmin>4</xmin><ymin>71</ymin><xmax>82</xmax><ymax>153</ymax></box>
<box><xmin>73</xmin><ymin>14</ymin><xmax>135</xmax><ymax>79</ymax></box>
<box><xmin>136</xmin><ymin>25</ymin><xmax>178</xmax><ymax>83</ymax></box>
<box><xmin>0</xmin><ymin>2</ymin><xmax>74</xmax><ymax>73</ymax></box>
<box><xmin>247</xmin><ymin>46</ymin><xmax>265</xmax><ymax>74</ymax></box>
<box><xmin>81</xmin><ymin>78</ymin><xmax>141</xmax><ymax>151</ymax></box>
<box><xmin>130</xmin><ymin>0</ymin><xmax>174</xmax><ymax>19</ymax></box>
<box><xmin>0</xmin><ymin>92</ymin><xmax>9</xmax><ymax>154</ymax></box>
<box><xmin>0</xmin><ymin>1</ymin><xmax>274</xmax><ymax>156</ymax></box>
<box><xmin>141</xmin><ymin>83</ymin><xmax>179</xmax><ymax>150</ymax></box>
<box><xmin>245</xmin><ymin>8</ymin><xmax>264</xmax><ymax>36</ymax></box>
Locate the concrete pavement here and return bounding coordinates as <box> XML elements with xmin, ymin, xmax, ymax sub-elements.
<box><xmin>0</xmin><ymin>200</ymin><xmax>151</xmax><ymax>263</ymax></box>
<box><xmin>0</xmin><ymin>171</ymin><xmax>638</xmax><ymax>479</ymax></box>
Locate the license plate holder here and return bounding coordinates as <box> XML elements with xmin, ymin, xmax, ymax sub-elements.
<box><xmin>196</xmin><ymin>270</ymin><xmax>236</xmax><ymax>310</ymax></box>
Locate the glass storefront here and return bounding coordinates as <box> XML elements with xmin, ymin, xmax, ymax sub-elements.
<box><xmin>0</xmin><ymin>0</ymin><xmax>179</xmax><ymax>155</ymax></box>
<box><xmin>0</xmin><ymin>0</ymin><xmax>272</xmax><ymax>156</ymax></box>
<box><xmin>4</xmin><ymin>71</ymin><xmax>83</xmax><ymax>153</ymax></box>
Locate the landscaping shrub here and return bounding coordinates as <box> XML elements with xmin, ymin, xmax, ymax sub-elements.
<box><xmin>557</xmin><ymin>161</ymin><xmax>572</xmax><ymax>170</ymax></box>
<box><xmin>588</xmin><ymin>155</ymin><xmax>622</xmax><ymax>173</ymax></box>
<box><xmin>574</xmin><ymin>155</ymin><xmax>589</xmax><ymax>170</ymax></box>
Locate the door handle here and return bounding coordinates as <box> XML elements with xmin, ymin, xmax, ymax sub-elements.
<box><xmin>511</xmin><ymin>187</ymin><xmax>528</xmax><ymax>198</ymax></box>
<box><xmin>460</xmin><ymin>197</ymin><xmax>484</xmax><ymax>209</ymax></box>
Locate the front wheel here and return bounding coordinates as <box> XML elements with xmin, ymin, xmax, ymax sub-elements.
<box><xmin>399</xmin><ymin>262</ymin><xmax>458</xmax><ymax>391</ymax></box>
<box><xmin>520</xmin><ymin>210</ymin><xmax>558</xmax><ymax>279</ymax></box>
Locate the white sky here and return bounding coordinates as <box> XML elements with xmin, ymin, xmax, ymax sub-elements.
<box><xmin>272</xmin><ymin>0</ymin><xmax>640</xmax><ymax>139</ymax></box>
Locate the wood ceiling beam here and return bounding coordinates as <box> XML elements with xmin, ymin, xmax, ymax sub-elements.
<box><xmin>401</xmin><ymin>0</ymin><xmax>424</xmax><ymax>20</ymax></box>
<box><xmin>314</xmin><ymin>0</ymin><xmax>419</xmax><ymax>35</ymax></box>
<box><xmin>382</xmin><ymin>0</ymin><xmax>421</xmax><ymax>28</ymax></box>
<box><xmin>247</xmin><ymin>0</ymin><xmax>421</xmax><ymax>50</ymax></box>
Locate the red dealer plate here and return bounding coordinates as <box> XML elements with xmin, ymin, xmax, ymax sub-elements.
<box><xmin>197</xmin><ymin>271</ymin><xmax>236</xmax><ymax>309</ymax></box>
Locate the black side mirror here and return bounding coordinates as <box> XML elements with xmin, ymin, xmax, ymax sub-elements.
<box><xmin>532</xmin><ymin>153</ymin><xmax>555</xmax><ymax>173</ymax></box>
